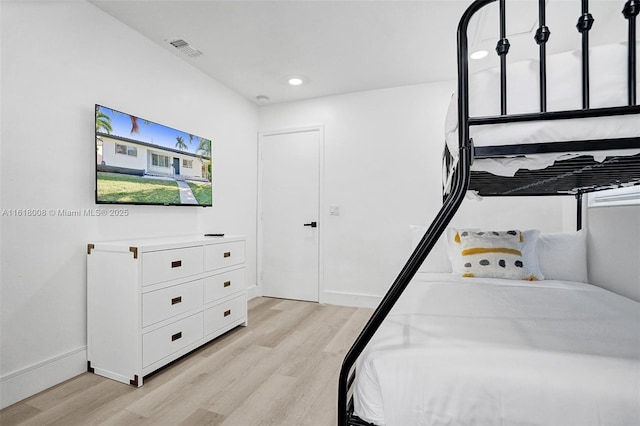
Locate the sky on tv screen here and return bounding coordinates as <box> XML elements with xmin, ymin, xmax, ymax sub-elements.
<box><xmin>97</xmin><ymin>105</ymin><xmax>207</xmax><ymax>155</ymax></box>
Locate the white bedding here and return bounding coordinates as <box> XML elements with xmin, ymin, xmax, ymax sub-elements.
<box><xmin>444</xmin><ymin>42</ymin><xmax>640</xmax><ymax>179</ymax></box>
<box><xmin>353</xmin><ymin>273</ymin><xmax>640</xmax><ymax>425</ymax></box>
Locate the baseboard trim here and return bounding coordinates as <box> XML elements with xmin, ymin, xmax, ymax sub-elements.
<box><xmin>1</xmin><ymin>346</ymin><xmax>87</xmax><ymax>409</ymax></box>
<box><xmin>322</xmin><ymin>290</ymin><xmax>382</xmax><ymax>308</ymax></box>
<box><xmin>247</xmin><ymin>284</ymin><xmax>260</xmax><ymax>300</ymax></box>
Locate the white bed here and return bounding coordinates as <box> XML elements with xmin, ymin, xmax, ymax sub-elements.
<box><xmin>444</xmin><ymin>41</ymin><xmax>640</xmax><ymax>180</ymax></box>
<box><xmin>353</xmin><ymin>273</ymin><xmax>640</xmax><ymax>425</ymax></box>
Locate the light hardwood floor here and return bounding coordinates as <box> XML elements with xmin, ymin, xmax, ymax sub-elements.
<box><xmin>1</xmin><ymin>297</ymin><xmax>372</xmax><ymax>426</ymax></box>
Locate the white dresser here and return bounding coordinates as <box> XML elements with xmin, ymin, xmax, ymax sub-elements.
<box><xmin>87</xmin><ymin>235</ymin><xmax>247</xmax><ymax>386</ymax></box>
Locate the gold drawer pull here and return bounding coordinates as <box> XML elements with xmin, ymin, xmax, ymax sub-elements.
<box><xmin>224</xmin><ymin>309</ymin><xmax>231</xmax><ymax>317</ymax></box>
<box><xmin>171</xmin><ymin>260</ymin><xmax>182</xmax><ymax>268</ymax></box>
<box><xmin>171</xmin><ymin>332</ymin><xmax>182</xmax><ymax>341</ymax></box>
<box><xmin>223</xmin><ymin>252</ymin><xmax>231</xmax><ymax>258</ymax></box>
<box><xmin>171</xmin><ymin>296</ymin><xmax>182</xmax><ymax>305</ymax></box>
<box><xmin>223</xmin><ymin>281</ymin><xmax>231</xmax><ymax>288</ymax></box>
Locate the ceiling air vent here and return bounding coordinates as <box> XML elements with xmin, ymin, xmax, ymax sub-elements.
<box><xmin>169</xmin><ymin>39</ymin><xmax>203</xmax><ymax>58</ymax></box>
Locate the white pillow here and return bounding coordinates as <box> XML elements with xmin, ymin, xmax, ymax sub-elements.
<box><xmin>537</xmin><ymin>230</ymin><xmax>588</xmax><ymax>283</ymax></box>
<box><xmin>521</xmin><ymin>229</ymin><xmax>545</xmax><ymax>281</ymax></box>
<box><xmin>448</xmin><ymin>228</ymin><xmax>544</xmax><ymax>280</ymax></box>
<box><xmin>409</xmin><ymin>225</ymin><xmax>452</xmax><ymax>273</ymax></box>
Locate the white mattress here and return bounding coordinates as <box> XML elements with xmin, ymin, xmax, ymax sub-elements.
<box><xmin>353</xmin><ymin>273</ymin><xmax>640</xmax><ymax>425</ymax></box>
<box><xmin>444</xmin><ymin>42</ymin><xmax>640</xmax><ymax>178</ymax></box>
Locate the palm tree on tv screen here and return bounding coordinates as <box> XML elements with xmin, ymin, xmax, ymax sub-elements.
<box><xmin>196</xmin><ymin>138</ymin><xmax>212</xmax><ymax>181</ymax></box>
<box><xmin>175</xmin><ymin>135</ymin><xmax>188</xmax><ymax>150</ymax></box>
<box><xmin>129</xmin><ymin>116</ymin><xmax>139</xmax><ymax>134</ymax></box>
<box><xmin>95</xmin><ymin>106</ymin><xmax>113</xmax><ymax>155</ymax></box>
<box><xmin>95</xmin><ymin>107</ymin><xmax>113</xmax><ymax>136</ymax></box>
<box><xmin>196</xmin><ymin>138</ymin><xmax>211</xmax><ymax>158</ymax></box>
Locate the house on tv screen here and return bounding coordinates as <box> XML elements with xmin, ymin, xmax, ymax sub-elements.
<box><xmin>96</xmin><ymin>132</ymin><xmax>210</xmax><ymax>182</ymax></box>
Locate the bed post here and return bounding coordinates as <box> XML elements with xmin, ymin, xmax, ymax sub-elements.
<box><xmin>576</xmin><ymin>192</ymin><xmax>583</xmax><ymax>231</ymax></box>
<box><xmin>337</xmin><ymin>1</ymin><xmax>494</xmax><ymax>425</ymax></box>
<box><xmin>623</xmin><ymin>0</ymin><xmax>639</xmax><ymax>106</ymax></box>
<box><xmin>577</xmin><ymin>0</ymin><xmax>595</xmax><ymax>109</ymax></box>
<box><xmin>497</xmin><ymin>0</ymin><xmax>510</xmax><ymax>115</ymax></box>
<box><xmin>535</xmin><ymin>0</ymin><xmax>551</xmax><ymax>112</ymax></box>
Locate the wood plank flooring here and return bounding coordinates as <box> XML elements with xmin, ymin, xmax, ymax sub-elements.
<box><xmin>1</xmin><ymin>298</ymin><xmax>372</xmax><ymax>426</ymax></box>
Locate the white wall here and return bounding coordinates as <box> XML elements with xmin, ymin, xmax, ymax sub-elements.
<box><xmin>587</xmin><ymin>205</ymin><xmax>640</xmax><ymax>301</ymax></box>
<box><xmin>258</xmin><ymin>83</ymin><xmax>568</xmax><ymax>307</ymax></box>
<box><xmin>0</xmin><ymin>1</ymin><xmax>258</xmax><ymax>408</ymax></box>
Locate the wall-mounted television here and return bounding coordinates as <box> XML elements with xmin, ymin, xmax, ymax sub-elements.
<box><xmin>95</xmin><ymin>104</ymin><xmax>212</xmax><ymax>206</ymax></box>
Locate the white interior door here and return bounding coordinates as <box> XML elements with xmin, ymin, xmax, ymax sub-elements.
<box><xmin>260</xmin><ymin>129</ymin><xmax>320</xmax><ymax>302</ymax></box>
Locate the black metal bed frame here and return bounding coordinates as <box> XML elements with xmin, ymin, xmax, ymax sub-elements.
<box><xmin>338</xmin><ymin>1</ymin><xmax>640</xmax><ymax>425</ymax></box>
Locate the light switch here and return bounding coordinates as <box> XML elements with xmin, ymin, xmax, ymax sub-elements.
<box><xmin>329</xmin><ymin>205</ymin><xmax>340</xmax><ymax>216</ymax></box>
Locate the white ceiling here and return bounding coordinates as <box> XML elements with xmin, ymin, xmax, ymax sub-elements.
<box><xmin>89</xmin><ymin>0</ymin><xmax>627</xmax><ymax>105</ymax></box>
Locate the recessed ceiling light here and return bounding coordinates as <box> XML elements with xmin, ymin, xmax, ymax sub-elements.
<box><xmin>470</xmin><ymin>50</ymin><xmax>488</xmax><ymax>60</ymax></box>
<box><xmin>288</xmin><ymin>77</ymin><xmax>304</xmax><ymax>86</ymax></box>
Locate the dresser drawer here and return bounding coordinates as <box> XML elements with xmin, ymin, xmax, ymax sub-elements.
<box><xmin>204</xmin><ymin>241</ymin><xmax>245</xmax><ymax>271</ymax></box>
<box><xmin>142</xmin><ymin>246</ymin><xmax>203</xmax><ymax>286</ymax></box>
<box><xmin>142</xmin><ymin>312</ymin><xmax>203</xmax><ymax>368</ymax></box>
<box><xmin>204</xmin><ymin>268</ymin><xmax>245</xmax><ymax>304</ymax></box>
<box><xmin>142</xmin><ymin>279</ymin><xmax>203</xmax><ymax>327</ymax></box>
<box><xmin>204</xmin><ymin>293</ymin><xmax>246</xmax><ymax>336</ymax></box>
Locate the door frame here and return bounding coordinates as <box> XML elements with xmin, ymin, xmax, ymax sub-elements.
<box><xmin>256</xmin><ymin>124</ymin><xmax>325</xmax><ymax>303</ymax></box>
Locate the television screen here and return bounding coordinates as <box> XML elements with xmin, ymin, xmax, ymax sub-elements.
<box><xmin>95</xmin><ymin>105</ymin><xmax>212</xmax><ymax>206</ymax></box>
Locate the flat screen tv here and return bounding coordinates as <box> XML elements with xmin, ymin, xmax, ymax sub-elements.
<box><xmin>95</xmin><ymin>104</ymin><xmax>212</xmax><ymax>206</ymax></box>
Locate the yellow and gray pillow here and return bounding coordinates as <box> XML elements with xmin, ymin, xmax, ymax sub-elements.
<box><xmin>455</xmin><ymin>230</ymin><xmax>537</xmax><ymax>280</ymax></box>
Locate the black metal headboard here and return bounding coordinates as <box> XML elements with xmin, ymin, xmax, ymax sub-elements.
<box><xmin>456</xmin><ymin>0</ymin><xmax>640</xmax><ymax>196</ymax></box>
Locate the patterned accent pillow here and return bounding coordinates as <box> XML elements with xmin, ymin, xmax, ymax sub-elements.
<box><xmin>457</xmin><ymin>230</ymin><xmax>531</xmax><ymax>280</ymax></box>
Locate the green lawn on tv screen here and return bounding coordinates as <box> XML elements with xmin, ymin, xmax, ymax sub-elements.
<box><xmin>97</xmin><ymin>172</ymin><xmax>181</xmax><ymax>204</ymax></box>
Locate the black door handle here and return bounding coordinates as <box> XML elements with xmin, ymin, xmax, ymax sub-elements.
<box><xmin>303</xmin><ymin>221</ymin><xmax>318</xmax><ymax>228</ymax></box>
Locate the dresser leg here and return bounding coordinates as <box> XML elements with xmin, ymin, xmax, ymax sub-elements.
<box><xmin>129</xmin><ymin>375</ymin><xmax>139</xmax><ymax>387</ymax></box>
